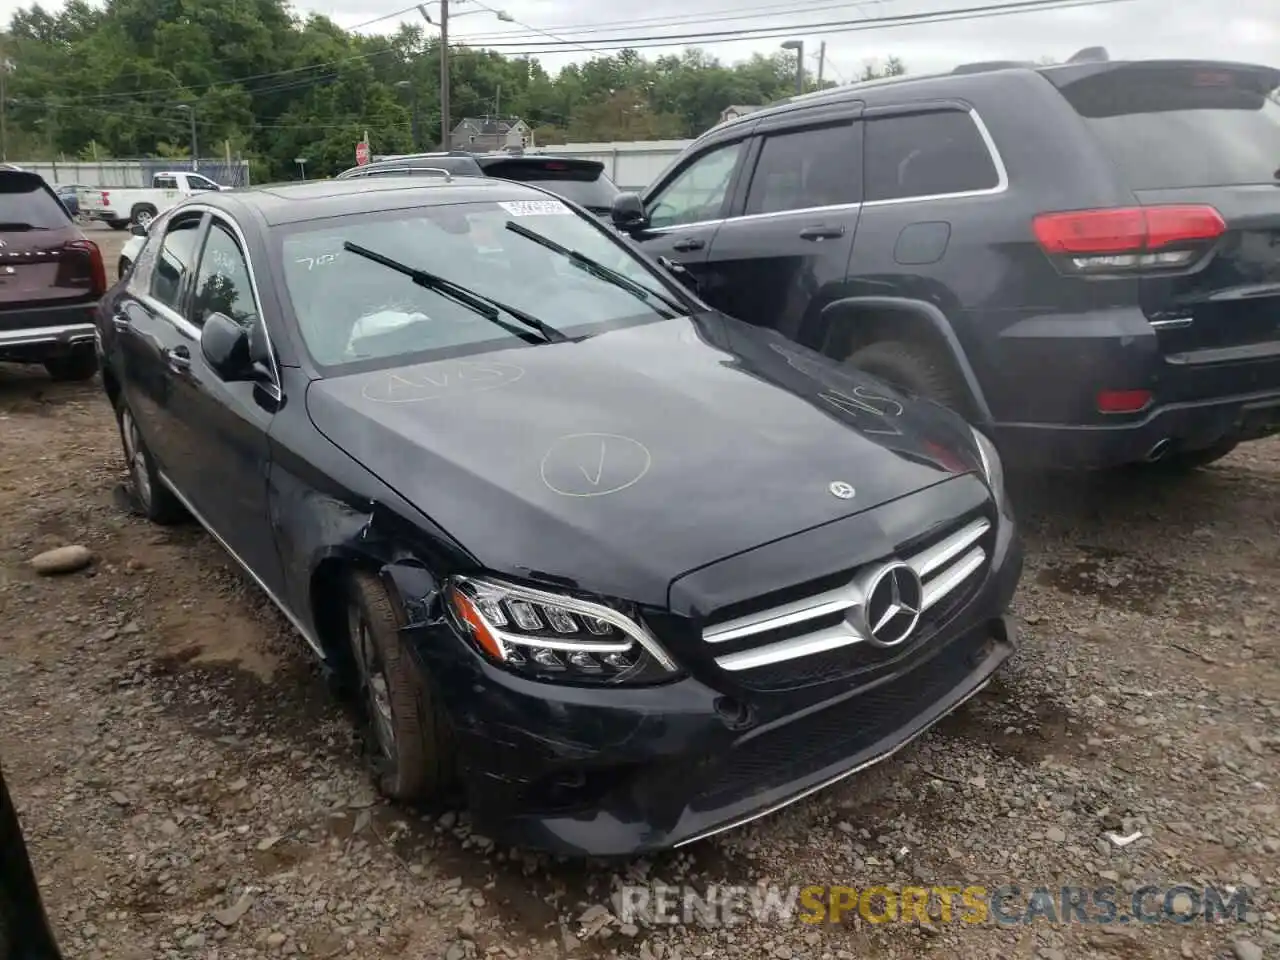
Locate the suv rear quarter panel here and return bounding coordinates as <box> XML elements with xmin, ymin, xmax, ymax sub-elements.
<box><xmin>847</xmin><ymin>72</ymin><xmax>1154</xmax><ymax>426</ymax></box>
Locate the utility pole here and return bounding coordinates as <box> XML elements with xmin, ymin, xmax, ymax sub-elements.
<box><xmin>817</xmin><ymin>41</ymin><xmax>826</xmax><ymax>86</ymax></box>
<box><xmin>0</xmin><ymin>56</ymin><xmax>8</xmax><ymax>163</ymax></box>
<box><xmin>437</xmin><ymin>0</ymin><xmax>450</xmax><ymax>150</ymax></box>
<box><xmin>494</xmin><ymin>83</ymin><xmax>500</xmax><ymax>120</ymax></box>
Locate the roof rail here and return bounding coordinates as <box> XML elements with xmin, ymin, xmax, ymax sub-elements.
<box><xmin>951</xmin><ymin>60</ymin><xmax>1034</xmax><ymax>75</ymax></box>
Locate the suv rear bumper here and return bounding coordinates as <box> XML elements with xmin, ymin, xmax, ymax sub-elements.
<box><xmin>994</xmin><ymin>388</ymin><xmax>1280</xmax><ymax>468</ymax></box>
<box><xmin>0</xmin><ymin>303</ymin><xmax>98</xmax><ymax>362</ymax></box>
<box><xmin>985</xmin><ymin>308</ymin><xmax>1280</xmax><ymax>468</ymax></box>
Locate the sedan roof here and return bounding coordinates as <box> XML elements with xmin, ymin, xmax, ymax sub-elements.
<box><xmin>191</xmin><ymin>176</ymin><xmax>550</xmax><ymax>226</ymax></box>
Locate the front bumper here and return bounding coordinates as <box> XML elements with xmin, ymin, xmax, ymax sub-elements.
<box><xmin>0</xmin><ymin>302</ymin><xmax>98</xmax><ymax>362</ymax></box>
<box><xmin>410</xmin><ymin>511</ymin><xmax>1022</xmax><ymax>857</ymax></box>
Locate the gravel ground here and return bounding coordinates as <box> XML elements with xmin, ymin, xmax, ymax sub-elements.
<box><xmin>2</xmin><ymin>233</ymin><xmax>1276</xmax><ymax>960</ymax></box>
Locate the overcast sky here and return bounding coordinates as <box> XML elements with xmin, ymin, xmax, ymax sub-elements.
<box><xmin>3</xmin><ymin>0</ymin><xmax>1277</xmax><ymax>81</ymax></box>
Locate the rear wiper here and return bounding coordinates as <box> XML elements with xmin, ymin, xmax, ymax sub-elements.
<box><xmin>342</xmin><ymin>241</ymin><xmax>568</xmax><ymax>344</ymax></box>
<box><xmin>504</xmin><ymin>220</ymin><xmax>686</xmax><ymax>316</ymax></box>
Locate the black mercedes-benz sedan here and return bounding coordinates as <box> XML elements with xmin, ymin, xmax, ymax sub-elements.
<box><xmin>95</xmin><ymin>176</ymin><xmax>1023</xmax><ymax>856</ymax></box>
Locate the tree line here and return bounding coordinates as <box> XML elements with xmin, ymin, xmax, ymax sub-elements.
<box><xmin>0</xmin><ymin>0</ymin><xmax>906</xmax><ymax>180</ymax></box>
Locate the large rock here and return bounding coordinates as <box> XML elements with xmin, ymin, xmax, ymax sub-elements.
<box><xmin>29</xmin><ymin>545</ymin><xmax>93</xmax><ymax>575</ymax></box>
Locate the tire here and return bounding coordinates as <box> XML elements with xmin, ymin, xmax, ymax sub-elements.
<box><xmin>115</xmin><ymin>401</ymin><xmax>186</xmax><ymax>524</ymax></box>
<box><xmin>130</xmin><ymin>204</ymin><xmax>157</xmax><ymax>229</ymax></box>
<box><xmin>346</xmin><ymin>571</ymin><xmax>456</xmax><ymax>802</ymax></box>
<box><xmin>43</xmin><ymin>350</ymin><xmax>98</xmax><ymax>382</ymax></box>
<box><xmin>108</xmin><ymin>220</ymin><xmax>129</xmax><ymax>231</ymax></box>
<box><xmin>846</xmin><ymin>339</ymin><xmax>972</xmax><ymax>414</ymax></box>
<box><xmin>1140</xmin><ymin>439</ymin><xmax>1239</xmax><ymax>473</ymax></box>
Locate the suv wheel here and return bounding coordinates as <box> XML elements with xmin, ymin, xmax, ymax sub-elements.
<box><xmin>346</xmin><ymin>571</ymin><xmax>456</xmax><ymax>802</ymax></box>
<box><xmin>115</xmin><ymin>402</ymin><xmax>186</xmax><ymax>524</ymax></box>
<box><xmin>43</xmin><ymin>350</ymin><xmax>98</xmax><ymax>382</ymax></box>
<box><xmin>846</xmin><ymin>339</ymin><xmax>971</xmax><ymax>413</ymax></box>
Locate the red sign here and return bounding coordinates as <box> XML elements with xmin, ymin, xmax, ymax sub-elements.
<box><xmin>355</xmin><ymin>141</ymin><xmax>370</xmax><ymax>166</ymax></box>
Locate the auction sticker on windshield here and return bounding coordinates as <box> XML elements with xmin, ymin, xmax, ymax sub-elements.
<box><xmin>499</xmin><ymin>200</ymin><xmax>571</xmax><ymax>217</ymax></box>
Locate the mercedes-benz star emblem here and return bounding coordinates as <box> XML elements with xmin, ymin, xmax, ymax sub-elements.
<box><xmin>858</xmin><ymin>562</ymin><xmax>924</xmax><ymax>647</ymax></box>
<box><xmin>828</xmin><ymin>481</ymin><xmax>856</xmax><ymax>500</ymax></box>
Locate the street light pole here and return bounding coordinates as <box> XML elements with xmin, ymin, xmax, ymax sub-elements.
<box><xmin>781</xmin><ymin>40</ymin><xmax>805</xmax><ymax>95</ymax></box>
<box><xmin>178</xmin><ymin>104</ymin><xmax>199</xmax><ymax>171</ymax></box>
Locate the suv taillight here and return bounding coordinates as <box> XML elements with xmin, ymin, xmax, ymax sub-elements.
<box><xmin>1032</xmin><ymin>205</ymin><xmax>1225</xmax><ymax>275</ymax></box>
<box><xmin>67</xmin><ymin>239</ymin><xmax>107</xmax><ymax>295</ymax></box>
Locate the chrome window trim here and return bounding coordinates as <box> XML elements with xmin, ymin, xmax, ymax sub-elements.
<box><xmin>861</xmin><ymin>108</ymin><xmax>1009</xmax><ymax>207</ymax></box>
<box><xmin>158</xmin><ymin>470</ymin><xmax>325</xmax><ymax>660</ymax></box>
<box><xmin>139</xmin><ymin>202</ymin><xmax>283</xmax><ymax>396</ymax></box>
<box><xmin>645</xmin><ymin>108</ymin><xmax>1006</xmax><ymax>235</ymax></box>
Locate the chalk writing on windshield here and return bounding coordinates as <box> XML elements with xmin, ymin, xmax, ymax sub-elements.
<box><xmin>295</xmin><ymin>253</ymin><xmax>340</xmax><ymax>271</ymax></box>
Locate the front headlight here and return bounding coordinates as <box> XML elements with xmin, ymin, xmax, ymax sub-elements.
<box><xmin>446</xmin><ymin>575</ymin><xmax>679</xmax><ymax>685</ymax></box>
<box><xmin>971</xmin><ymin>426</ymin><xmax>1007</xmax><ymax>504</ymax></box>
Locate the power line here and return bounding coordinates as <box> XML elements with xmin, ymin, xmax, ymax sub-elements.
<box><xmin>450</xmin><ymin>0</ymin><xmax>1143</xmax><ymax>53</ymax></box>
<box><xmin>454</xmin><ymin>0</ymin><xmax>900</xmax><ymax>42</ymax></box>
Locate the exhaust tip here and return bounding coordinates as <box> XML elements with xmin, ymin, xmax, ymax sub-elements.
<box><xmin>1145</xmin><ymin>438</ymin><xmax>1173</xmax><ymax>462</ymax></box>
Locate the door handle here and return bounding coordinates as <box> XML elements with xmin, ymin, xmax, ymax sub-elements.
<box><xmin>671</xmin><ymin>237</ymin><xmax>705</xmax><ymax>252</ymax></box>
<box><xmin>799</xmin><ymin>224</ymin><xmax>845</xmax><ymax>241</ymax></box>
<box><xmin>112</xmin><ymin>313</ymin><xmax>130</xmax><ymax>331</ymax></box>
<box><xmin>166</xmin><ymin>346</ymin><xmax>192</xmax><ymax>374</ymax></box>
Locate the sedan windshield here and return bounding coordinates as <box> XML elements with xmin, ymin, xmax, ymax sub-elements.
<box><xmin>277</xmin><ymin>198</ymin><xmax>685</xmax><ymax>370</ymax></box>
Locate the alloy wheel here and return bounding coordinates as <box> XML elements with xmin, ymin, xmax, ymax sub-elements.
<box><xmin>120</xmin><ymin>409</ymin><xmax>152</xmax><ymax>511</ymax></box>
<box><xmin>349</xmin><ymin>601</ymin><xmax>397</xmax><ymax>762</ymax></box>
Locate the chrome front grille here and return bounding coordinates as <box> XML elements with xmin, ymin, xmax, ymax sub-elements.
<box><xmin>702</xmin><ymin>516</ymin><xmax>992</xmax><ymax>675</ymax></box>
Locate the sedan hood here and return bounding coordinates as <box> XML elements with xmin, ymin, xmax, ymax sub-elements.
<box><xmin>306</xmin><ymin>311</ymin><xmax>984</xmax><ymax>607</ymax></box>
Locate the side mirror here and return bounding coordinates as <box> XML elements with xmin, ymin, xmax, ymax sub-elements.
<box><xmin>200</xmin><ymin>312</ymin><xmax>253</xmax><ymax>381</ymax></box>
<box><xmin>611</xmin><ymin>192</ymin><xmax>648</xmax><ymax>232</ymax></box>
<box><xmin>130</xmin><ymin>223</ymin><xmax>148</xmax><ymax>237</ymax></box>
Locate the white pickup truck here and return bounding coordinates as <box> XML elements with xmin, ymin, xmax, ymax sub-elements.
<box><xmin>83</xmin><ymin>170</ymin><xmax>228</xmax><ymax>230</ymax></box>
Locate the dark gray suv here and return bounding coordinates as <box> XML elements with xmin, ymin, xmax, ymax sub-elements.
<box><xmin>613</xmin><ymin>55</ymin><xmax>1280</xmax><ymax>472</ymax></box>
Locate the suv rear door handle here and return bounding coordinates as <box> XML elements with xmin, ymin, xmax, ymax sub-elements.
<box><xmin>799</xmin><ymin>224</ymin><xmax>845</xmax><ymax>241</ymax></box>
<box><xmin>671</xmin><ymin>237</ymin><xmax>705</xmax><ymax>252</ymax></box>
<box><xmin>166</xmin><ymin>346</ymin><xmax>191</xmax><ymax>374</ymax></box>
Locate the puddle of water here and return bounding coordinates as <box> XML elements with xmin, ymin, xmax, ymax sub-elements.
<box><xmin>1036</xmin><ymin>546</ymin><xmax>1171</xmax><ymax>615</ymax></box>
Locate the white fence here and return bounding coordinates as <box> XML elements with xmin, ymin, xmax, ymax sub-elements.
<box><xmin>9</xmin><ymin>159</ymin><xmax>251</xmax><ymax>188</ymax></box>
<box><xmin>530</xmin><ymin>140</ymin><xmax>693</xmax><ymax>192</ymax></box>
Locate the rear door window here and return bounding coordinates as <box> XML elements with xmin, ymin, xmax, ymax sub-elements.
<box><xmin>1055</xmin><ymin>64</ymin><xmax>1280</xmax><ymax>190</ymax></box>
<box><xmin>864</xmin><ymin>110</ymin><xmax>1001</xmax><ymax>202</ymax></box>
<box><xmin>0</xmin><ymin>173</ymin><xmax>71</xmax><ymax>229</ymax></box>
<box><xmin>744</xmin><ymin>123</ymin><xmax>859</xmax><ymax>215</ymax></box>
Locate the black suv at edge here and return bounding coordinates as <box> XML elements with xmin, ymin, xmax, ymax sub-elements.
<box><xmin>613</xmin><ymin>56</ymin><xmax>1280</xmax><ymax>471</ymax></box>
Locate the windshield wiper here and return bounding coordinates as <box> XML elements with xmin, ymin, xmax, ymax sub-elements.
<box><xmin>342</xmin><ymin>241</ymin><xmax>568</xmax><ymax>344</ymax></box>
<box><xmin>503</xmin><ymin>220</ymin><xmax>686</xmax><ymax>316</ymax></box>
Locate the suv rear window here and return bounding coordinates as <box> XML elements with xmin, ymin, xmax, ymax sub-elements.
<box><xmin>0</xmin><ymin>172</ymin><xmax>72</xmax><ymax>229</ymax></box>
<box><xmin>478</xmin><ymin>159</ymin><xmax>619</xmax><ymax>211</ymax></box>
<box><xmin>1056</xmin><ymin>63</ymin><xmax>1280</xmax><ymax>190</ymax></box>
